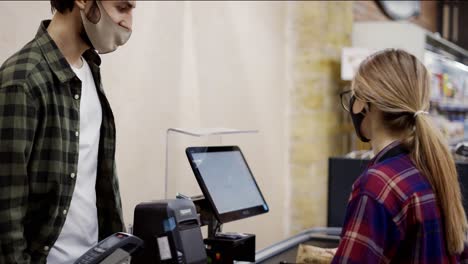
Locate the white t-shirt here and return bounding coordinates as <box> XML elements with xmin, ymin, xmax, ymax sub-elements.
<box><xmin>47</xmin><ymin>58</ymin><xmax>102</xmax><ymax>264</ymax></box>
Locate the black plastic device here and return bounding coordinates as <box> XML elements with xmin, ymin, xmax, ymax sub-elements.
<box><xmin>131</xmin><ymin>199</ymin><xmax>207</xmax><ymax>264</ymax></box>
<box><xmin>185</xmin><ymin>146</ymin><xmax>269</xmax><ymax>223</ymax></box>
<box><xmin>74</xmin><ymin>232</ymin><xmax>143</xmax><ymax>264</ymax></box>
<box><xmin>204</xmin><ymin>233</ymin><xmax>256</xmax><ymax>263</ymax></box>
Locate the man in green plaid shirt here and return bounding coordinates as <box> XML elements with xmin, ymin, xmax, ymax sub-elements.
<box><xmin>0</xmin><ymin>1</ymin><xmax>135</xmax><ymax>263</ymax></box>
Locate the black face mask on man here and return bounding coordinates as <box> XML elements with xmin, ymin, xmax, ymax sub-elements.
<box><xmin>349</xmin><ymin>96</ymin><xmax>370</xmax><ymax>142</ymax></box>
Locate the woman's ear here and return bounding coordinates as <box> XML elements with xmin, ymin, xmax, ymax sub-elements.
<box><xmin>352</xmin><ymin>97</ymin><xmax>367</xmax><ymax>114</ymax></box>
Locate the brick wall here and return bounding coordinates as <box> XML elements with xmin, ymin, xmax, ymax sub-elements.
<box><xmin>288</xmin><ymin>1</ymin><xmax>353</xmax><ymax>233</ymax></box>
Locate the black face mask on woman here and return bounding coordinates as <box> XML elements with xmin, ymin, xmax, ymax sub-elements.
<box><xmin>349</xmin><ymin>96</ymin><xmax>370</xmax><ymax>142</ymax></box>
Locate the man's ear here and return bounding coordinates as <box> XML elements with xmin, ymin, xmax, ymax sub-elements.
<box><xmin>75</xmin><ymin>0</ymin><xmax>87</xmax><ymax>11</ymax></box>
<box><xmin>77</xmin><ymin>0</ymin><xmax>101</xmax><ymax>24</ymax></box>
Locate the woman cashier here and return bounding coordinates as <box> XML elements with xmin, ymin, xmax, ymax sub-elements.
<box><xmin>332</xmin><ymin>49</ymin><xmax>468</xmax><ymax>263</ymax></box>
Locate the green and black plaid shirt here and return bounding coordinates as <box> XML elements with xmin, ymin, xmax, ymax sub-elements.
<box><xmin>0</xmin><ymin>21</ymin><xmax>124</xmax><ymax>264</ymax></box>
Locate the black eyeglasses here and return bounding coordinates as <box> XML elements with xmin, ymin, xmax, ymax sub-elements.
<box><xmin>340</xmin><ymin>90</ymin><xmax>353</xmax><ymax>112</ymax></box>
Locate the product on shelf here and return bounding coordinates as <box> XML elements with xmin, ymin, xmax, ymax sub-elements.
<box><xmin>425</xmin><ymin>51</ymin><xmax>468</xmax><ymax>144</ymax></box>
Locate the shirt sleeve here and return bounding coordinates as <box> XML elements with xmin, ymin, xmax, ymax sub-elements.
<box><xmin>0</xmin><ymin>84</ymin><xmax>37</xmax><ymax>264</ymax></box>
<box><xmin>331</xmin><ymin>194</ymin><xmax>400</xmax><ymax>264</ymax></box>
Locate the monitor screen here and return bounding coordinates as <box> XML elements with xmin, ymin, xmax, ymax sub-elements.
<box><xmin>186</xmin><ymin>146</ymin><xmax>269</xmax><ymax>223</ymax></box>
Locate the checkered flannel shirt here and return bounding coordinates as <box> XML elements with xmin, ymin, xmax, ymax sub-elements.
<box><xmin>332</xmin><ymin>141</ymin><xmax>468</xmax><ymax>263</ymax></box>
<box><xmin>0</xmin><ymin>21</ymin><xmax>124</xmax><ymax>264</ymax></box>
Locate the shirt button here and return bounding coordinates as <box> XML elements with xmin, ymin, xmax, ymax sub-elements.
<box><xmin>74</xmin><ymin>94</ymin><xmax>80</xmax><ymax>100</ymax></box>
<box><xmin>70</xmin><ymin>173</ymin><xmax>76</xmax><ymax>179</ymax></box>
<box><xmin>44</xmin><ymin>246</ymin><xmax>49</xmax><ymax>251</ymax></box>
<box><xmin>63</xmin><ymin>209</ymin><xmax>67</xmax><ymax>215</ymax></box>
<box><xmin>75</xmin><ymin>131</ymin><xmax>79</xmax><ymax>137</ymax></box>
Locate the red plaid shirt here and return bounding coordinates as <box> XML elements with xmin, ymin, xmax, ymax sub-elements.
<box><xmin>332</xmin><ymin>141</ymin><xmax>468</xmax><ymax>264</ymax></box>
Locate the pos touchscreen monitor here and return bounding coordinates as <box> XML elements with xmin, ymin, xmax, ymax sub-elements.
<box><xmin>186</xmin><ymin>146</ymin><xmax>269</xmax><ymax>223</ymax></box>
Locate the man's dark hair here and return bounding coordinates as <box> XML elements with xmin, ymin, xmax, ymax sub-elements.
<box><xmin>50</xmin><ymin>0</ymin><xmax>75</xmax><ymax>14</ymax></box>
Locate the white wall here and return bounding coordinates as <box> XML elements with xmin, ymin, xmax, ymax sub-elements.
<box><xmin>0</xmin><ymin>1</ymin><xmax>289</xmax><ymax>249</ymax></box>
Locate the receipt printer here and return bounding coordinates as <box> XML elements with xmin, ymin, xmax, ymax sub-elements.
<box><xmin>131</xmin><ymin>199</ymin><xmax>207</xmax><ymax>264</ymax></box>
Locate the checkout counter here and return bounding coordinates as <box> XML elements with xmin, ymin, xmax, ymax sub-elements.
<box><xmin>74</xmin><ymin>145</ymin><xmax>340</xmax><ymax>263</ymax></box>
<box><xmin>73</xmin><ymin>228</ymin><xmax>341</xmax><ymax>264</ymax></box>
<box><xmin>255</xmin><ymin>228</ymin><xmax>340</xmax><ymax>263</ymax></box>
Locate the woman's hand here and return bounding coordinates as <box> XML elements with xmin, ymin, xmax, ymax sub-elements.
<box><xmin>296</xmin><ymin>245</ymin><xmax>337</xmax><ymax>263</ymax></box>
<box><xmin>323</xmin><ymin>247</ymin><xmax>337</xmax><ymax>256</ymax></box>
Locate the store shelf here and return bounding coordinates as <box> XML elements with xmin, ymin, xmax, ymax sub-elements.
<box><xmin>426</xmin><ymin>33</ymin><xmax>468</xmax><ymax>65</ymax></box>
<box><xmin>449</xmin><ymin>138</ymin><xmax>465</xmax><ymax>146</ymax></box>
<box><xmin>432</xmin><ymin>102</ymin><xmax>468</xmax><ymax>112</ymax></box>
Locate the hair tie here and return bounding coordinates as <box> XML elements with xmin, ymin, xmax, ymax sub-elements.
<box><xmin>414</xmin><ymin>110</ymin><xmax>429</xmax><ymax>118</ymax></box>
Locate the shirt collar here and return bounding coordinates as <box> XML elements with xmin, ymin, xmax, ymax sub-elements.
<box><xmin>370</xmin><ymin>140</ymin><xmax>408</xmax><ymax>166</ymax></box>
<box><xmin>34</xmin><ymin>20</ymin><xmax>101</xmax><ymax>83</ymax></box>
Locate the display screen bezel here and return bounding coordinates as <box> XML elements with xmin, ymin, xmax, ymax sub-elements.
<box><xmin>185</xmin><ymin>146</ymin><xmax>269</xmax><ymax>223</ymax></box>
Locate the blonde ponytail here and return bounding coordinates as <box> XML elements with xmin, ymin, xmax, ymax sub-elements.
<box><xmin>352</xmin><ymin>49</ymin><xmax>467</xmax><ymax>255</ymax></box>
<box><xmin>412</xmin><ymin>114</ymin><xmax>467</xmax><ymax>254</ymax></box>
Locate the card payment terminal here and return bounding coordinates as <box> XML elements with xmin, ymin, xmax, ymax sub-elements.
<box><xmin>74</xmin><ymin>232</ymin><xmax>143</xmax><ymax>264</ymax></box>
